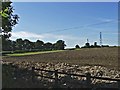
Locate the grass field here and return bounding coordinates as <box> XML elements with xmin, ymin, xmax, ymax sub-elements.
<box><xmin>3</xmin><ymin>47</ymin><xmax>119</xmax><ymax>69</ymax></box>
<box><xmin>5</xmin><ymin>50</ymin><xmax>64</xmax><ymax>56</ymax></box>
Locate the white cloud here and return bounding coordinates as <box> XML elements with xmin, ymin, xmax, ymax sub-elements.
<box><xmin>11</xmin><ymin>31</ymin><xmax>43</xmax><ymax>39</ymax></box>
<box><xmin>96</xmin><ymin>18</ymin><xmax>118</xmax><ymax>23</ymax></box>
<box><xmin>10</xmin><ymin>31</ymin><xmax>81</xmax><ymax>40</ymax></box>
<box><xmin>10</xmin><ymin>31</ymin><xmax>86</xmax><ymax>48</ymax></box>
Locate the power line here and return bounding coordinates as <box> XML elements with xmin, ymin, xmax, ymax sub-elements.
<box><xmin>41</xmin><ymin>20</ymin><xmax>115</xmax><ymax>34</ymax></box>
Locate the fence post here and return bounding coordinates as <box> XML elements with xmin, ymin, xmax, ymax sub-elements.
<box><xmin>32</xmin><ymin>67</ymin><xmax>35</xmax><ymax>83</ymax></box>
<box><xmin>54</xmin><ymin>70</ymin><xmax>58</xmax><ymax>88</ymax></box>
<box><xmin>86</xmin><ymin>72</ymin><xmax>92</xmax><ymax>88</ymax></box>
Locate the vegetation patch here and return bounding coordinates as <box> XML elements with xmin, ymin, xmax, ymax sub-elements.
<box><xmin>6</xmin><ymin>50</ymin><xmax>64</xmax><ymax>56</ymax></box>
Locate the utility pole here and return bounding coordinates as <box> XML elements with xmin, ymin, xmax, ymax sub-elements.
<box><xmin>100</xmin><ymin>32</ymin><xmax>102</xmax><ymax>47</ymax></box>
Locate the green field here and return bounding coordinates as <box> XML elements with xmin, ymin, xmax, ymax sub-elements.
<box><xmin>5</xmin><ymin>50</ymin><xmax>64</xmax><ymax>56</ymax></box>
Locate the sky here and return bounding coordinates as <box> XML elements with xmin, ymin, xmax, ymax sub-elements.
<box><xmin>10</xmin><ymin>2</ymin><xmax>118</xmax><ymax>48</ymax></box>
<box><xmin>11</xmin><ymin>0</ymin><xmax>119</xmax><ymax>2</ymax></box>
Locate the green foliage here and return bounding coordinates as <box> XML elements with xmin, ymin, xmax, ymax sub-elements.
<box><xmin>2</xmin><ymin>38</ymin><xmax>66</xmax><ymax>55</ymax></box>
<box><xmin>15</xmin><ymin>38</ymin><xmax>24</xmax><ymax>50</ymax></box>
<box><xmin>23</xmin><ymin>39</ymin><xmax>32</xmax><ymax>50</ymax></box>
<box><xmin>82</xmin><ymin>42</ymin><xmax>102</xmax><ymax>48</ymax></box>
<box><xmin>35</xmin><ymin>40</ymin><xmax>44</xmax><ymax>50</ymax></box>
<box><xmin>44</xmin><ymin>42</ymin><xmax>53</xmax><ymax>50</ymax></box>
<box><xmin>1</xmin><ymin>2</ymin><xmax>19</xmax><ymax>37</ymax></box>
<box><xmin>0</xmin><ymin>7</ymin><xmax>9</xmax><ymax>18</ymax></box>
<box><xmin>1</xmin><ymin>1</ymin><xmax>19</xmax><ymax>51</ymax></box>
<box><xmin>54</xmin><ymin>40</ymin><xmax>66</xmax><ymax>50</ymax></box>
<box><xmin>85</xmin><ymin>43</ymin><xmax>90</xmax><ymax>48</ymax></box>
<box><xmin>75</xmin><ymin>45</ymin><xmax>80</xmax><ymax>48</ymax></box>
<box><xmin>94</xmin><ymin>42</ymin><xmax>97</xmax><ymax>47</ymax></box>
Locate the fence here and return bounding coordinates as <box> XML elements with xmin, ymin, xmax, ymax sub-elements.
<box><xmin>31</xmin><ymin>67</ymin><xmax>120</xmax><ymax>88</ymax></box>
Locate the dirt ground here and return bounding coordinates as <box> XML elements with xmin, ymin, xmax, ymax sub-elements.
<box><xmin>2</xmin><ymin>47</ymin><xmax>119</xmax><ymax>69</ymax></box>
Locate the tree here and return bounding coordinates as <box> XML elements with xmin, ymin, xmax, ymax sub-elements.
<box><xmin>1</xmin><ymin>1</ymin><xmax>19</xmax><ymax>39</ymax></box>
<box><xmin>11</xmin><ymin>41</ymin><xmax>16</xmax><ymax>51</ymax></box>
<box><xmin>54</xmin><ymin>40</ymin><xmax>66</xmax><ymax>50</ymax></box>
<box><xmin>75</xmin><ymin>45</ymin><xmax>80</xmax><ymax>48</ymax></box>
<box><xmin>0</xmin><ymin>1</ymin><xmax>19</xmax><ymax>51</ymax></box>
<box><xmin>16</xmin><ymin>38</ymin><xmax>23</xmax><ymax>50</ymax></box>
<box><xmin>23</xmin><ymin>39</ymin><xmax>32</xmax><ymax>50</ymax></box>
<box><xmin>29</xmin><ymin>41</ymin><xmax>35</xmax><ymax>50</ymax></box>
<box><xmin>85</xmin><ymin>42</ymin><xmax>90</xmax><ymax>48</ymax></box>
<box><xmin>2</xmin><ymin>39</ymin><xmax>12</xmax><ymax>51</ymax></box>
<box><xmin>94</xmin><ymin>42</ymin><xmax>97</xmax><ymax>47</ymax></box>
<box><xmin>35</xmin><ymin>40</ymin><xmax>44</xmax><ymax>50</ymax></box>
<box><xmin>44</xmin><ymin>42</ymin><xmax>53</xmax><ymax>50</ymax></box>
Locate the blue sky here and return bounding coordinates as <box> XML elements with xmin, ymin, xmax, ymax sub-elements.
<box><xmin>10</xmin><ymin>2</ymin><xmax>118</xmax><ymax>48</ymax></box>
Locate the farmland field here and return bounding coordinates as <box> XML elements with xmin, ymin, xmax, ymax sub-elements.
<box><xmin>2</xmin><ymin>47</ymin><xmax>120</xmax><ymax>88</ymax></box>
<box><xmin>3</xmin><ymin>47</ymin><xmax>119</xmax><ymax>69</ymax></box>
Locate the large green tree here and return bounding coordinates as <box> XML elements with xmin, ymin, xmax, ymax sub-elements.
<box><xmin>35</xmin><ymin>40</ymin><xmax>44</xmax><ymax>50</ymax></box>
<box><xmin>16</xmin><ymin>38</ymin><xmax>23</xmax><ymax>50</ymax></box>
<box><xmin>0</xmin><ymin>1</ymin><xmax>19</xmax><ymax>51</ymax></box>
<box><xmin>54</xmin><ymin>40</ymin><xmax>66</xmax><ymax>50</ymax></box>
<box><xmin>23</xmin><ymin>39</ymin><xmax>32</xmax><ymax>50</ymax></box>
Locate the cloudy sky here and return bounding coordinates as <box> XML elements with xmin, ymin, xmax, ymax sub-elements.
<box><xmin>11</xmin><ymin>2</ymin><xmax>118</xmax><ymax>48</ymax></box>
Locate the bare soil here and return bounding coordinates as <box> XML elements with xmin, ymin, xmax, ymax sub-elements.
<box><xmin>3</xmin><ymin>47</ymin><xmax>119</xmax><ymax>69</ymax></box>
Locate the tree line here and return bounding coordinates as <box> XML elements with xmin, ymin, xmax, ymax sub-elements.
<box><xmin>2</xmin><ymin>38</ymin><xmax>66</xmax><ymax>51</ymax></box>
<box><xmin>81</xmin><ymin>42</ymin><xmax>109</xmax><ymax>48</ymax></box>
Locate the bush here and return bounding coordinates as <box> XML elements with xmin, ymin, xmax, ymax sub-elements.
<box><xmin>75</xmin><ymin>45</ymin><xmax>80</xmax><ymax>48</ymax></box>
